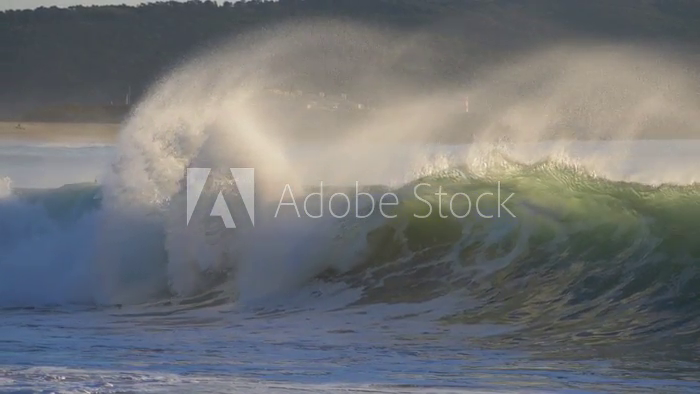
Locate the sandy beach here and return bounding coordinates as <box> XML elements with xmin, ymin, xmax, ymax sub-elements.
<box><xmin>0</xmin><ymin>122</ymin><xmax>119</xmax><ymax>144</ymax></box>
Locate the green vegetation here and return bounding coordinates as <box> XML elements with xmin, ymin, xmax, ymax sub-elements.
<box><xmin>1</xmin><ymin>0</ymin><xmax>699</xmax><ymax>122</ymax></box>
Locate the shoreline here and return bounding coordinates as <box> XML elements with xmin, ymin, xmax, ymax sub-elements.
<box><xmin>0</xmin><ymin>122</ymin><xmax>119</xmax><ymax>144</ymax></box>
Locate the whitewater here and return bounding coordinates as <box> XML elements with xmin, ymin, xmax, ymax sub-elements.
<box><xmin>2</xmin><ymin>21</ymin><xmax>700</xmax><ymax>393</ymax></box>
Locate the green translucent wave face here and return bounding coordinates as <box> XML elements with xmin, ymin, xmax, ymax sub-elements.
<box><xmin>330</xmin><ymin>161</ymin><xmax>700</xmax><ymax>346</ymax></box>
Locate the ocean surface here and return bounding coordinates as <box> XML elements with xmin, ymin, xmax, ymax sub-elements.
<box><xmin>1</xmin><ymin>138</ymin><xmax>699</xmax><ymax>393</ymax></box>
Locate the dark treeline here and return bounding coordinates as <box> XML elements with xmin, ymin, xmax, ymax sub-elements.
<box><xmin>1</xmin><ymin>0</ymin><xmax>699</xmax><ymax>120</ymax></box>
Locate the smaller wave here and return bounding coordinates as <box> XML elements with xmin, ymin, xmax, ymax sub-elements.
<box><xmin>0</xmin><ymin>181</ymin><xmax>103</xmax><ymax>307</ymax></box>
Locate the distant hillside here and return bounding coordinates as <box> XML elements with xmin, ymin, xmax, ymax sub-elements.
<box><xmin>19</xmin><ymin>104</ymin><xmax>131</xmax><ymax>123</ymax></box>
<box><xmin>1</xmin><ymin>0</ymin><xmax>699</xmax><ymax>120</ymax></box>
